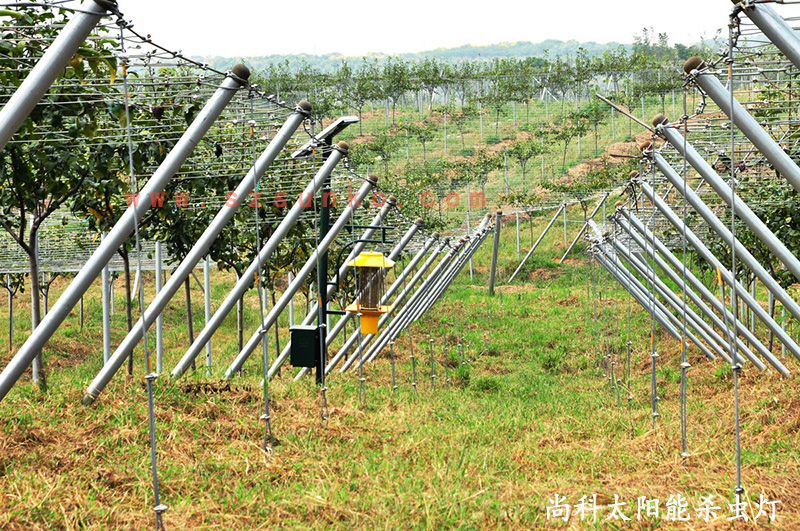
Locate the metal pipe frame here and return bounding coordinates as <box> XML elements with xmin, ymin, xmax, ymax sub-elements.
<box><xmin>222</xmin><ymin>174</ymin><xmax>376</xmax><ymax>378</ymax></box>
<box><xmin>81</xmin><ymin>104</ymin><xmax>309</xmax><ymax>403</ymax></box>
<box><xmin>635</xmin><ymin>178</ymin><xmax>800</xmax><ymax>364</ymax></box>
<box><xmin>0</xmin><ymin>0</ymin><xmax>111</xmax><ymax>150</ymax></box>
<box><xmin>609</xmin><ymin>237</ymin><xmax>735</xmax><ymax>364</ymax></box>
<box><xmin>406</xmin><ymin>220</ymin><xmax>493</xmax><ymax>326</ymax></box>
<box><xmin>654</xmin><ymin>116</ymin><xmax>800</xmax><ymax>282</ymax></box>
<box><xmin>616</xmin><ymin>210</ymin><xmax>785</xmax><ymax>374</ymax></box>
<box><xmin>327</xmin><ymin>236</ymin><xmax>445</xmax><ymax>374</ymax></box>
<box><xmin>508</xmin><ymin>204</ymin><xmax>565</xmax><ymax>283</ymax></box>
<box><xmin>599</xmin><ymin>241</ymin><xmax>723</xmax><ymax>363</ymax></box>
<box><xmin>686</xmin><ymin>58</ymin><xmax>800</xmax><ymax>194</ymax></box>
<box><xmin>591</xmin><ymin>248</ymin><xmax>684</xmax><ymax>343</ymax></box>
<box><xmin>290</xmin><ymin>219</ymin><xmax>423</xmax><ymax>381</ymax></box>
<box><xmin>359</xmin><ymin>217</ymin><xmax>493</xmax><ymax>368</ymax></box>
<box><xmin>262</xmin><ymin>198</ymin><xmax>400</xmax><ymax>380</ymax></box>
<box><xmin>738</xmin><ymin>2</ymin><xmax>800</xmax><ymax>73</ymax></box>
<box><xmin>560</xmin><ymin>194</ymin><xmax>608</xmax><ymax>263</ymax></box>
<box><xmin>0</xmin><ymin>70</ymin><xmax>247</xmax><ymax>403</ymax></box>
<box><xmin>642</xmin><ymin>155</ymin><xmax>800</xmax><ymax>324</ymax></box>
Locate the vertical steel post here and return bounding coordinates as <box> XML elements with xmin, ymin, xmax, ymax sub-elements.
<box><xmin>204</xmin><ymin>255</ymin><xmax>212</xmax><ymax>376</ymax></box>
<box><xmin>155</xmin><ymin>241</ymin><xmax>163</xmax><ymax>374</ymax></box>
<box><xmin>467</xmin><ymin>183</ymin><xmax>473</xmax><ymax>280</ymax></box>
<box><xmin>488</xmin><ymin>211</ymin><xmax>502</xmax><ymax>295</ymax></box>
<box><xmin>101</xmin><ymin>234</ymin><xmax>110</xmax><ymax>364</ymax></box>
<box><xmin>288</xmin><ymin>272</ymin><xmax>294</xmax><ymax>327</ymax></box>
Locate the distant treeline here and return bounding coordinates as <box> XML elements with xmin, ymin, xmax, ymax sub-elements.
<box><xmin>193</xmin><ymin>31</ymin><xmax>718</xmax><ymax>76</ymax></box>
<box><xmin>194</xmin><ymin>39</ymin><xmax>632</xmax><ymax>73</ymax></box>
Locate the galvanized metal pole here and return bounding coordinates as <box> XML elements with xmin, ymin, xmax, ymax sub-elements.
<box><xmin>488</xmin><ymin>211</ymin><xmax>503</xmax><ymax>295</ymax></box>
<box><xmin>204</xmin><ymin>255</ymin><xmax>212</xmax><ymax>376</ymax></box>
<box><xmin>0</xmin><ymin>0</ymin><xmax>110</xmax><ymax>150</ymax></box>
<box><xmin>101</xmin><ymin>234</ymin><xmax>111</xmax><ymax>364</ymax></box>
<box><xmin>616</xmin><ymin>211</ymin><xmax>784</xmax><ymax>373</ymax></box>
<box><xmin>508</xmin><ymin>204</ymin><xmax>565</xmax><ymax>283</ymax></box>
<box><xmin>739</xmin><ymin>2</ymin><xmax>800</xmax><ymax>73</ymax></box>
<box><xmin>655</xmin><ymin>116</ymin><xmax>800</xmax><ymax>282</ymax></box>
<box><xmin>288</xmin><ymin>272</ymin><xmax>294</xmax><ymax>327</ymax></box>
<box><xmin>222</xmin><ymin>175</ymin><xmax>375</xmax><ymax>379</ymax></box>
<box><xmin>642</xmin><ymin>157</ymin><xmax>800</xmax><ymax>323</ymax></box>
<box><xmin>155</xmin><ymin>241</ymin><xmax>163</xmax><ymax>374</ymax></box>
<box><xmin>0</xmin><ymin>68</ymin><xmax>248</xmax><ymax>403</ymax></box>
<box><xmin>634</xmin><ymin>180</ymin><xmax>800</xmax><ymax>363</ymax></box>
<box><xmin>467</xmin><ymin>183</ymin><xmax>473</xmax><ymax>280</ymax></box>
<box><xmin>84</xmin><ymin>97</ymin><xmax>311</xmax><ymax>403</ymax></box>
<box><xmin>685</xmin><ymin>57</ymin><xmax>800</xmax><ymax>194</ymax></box>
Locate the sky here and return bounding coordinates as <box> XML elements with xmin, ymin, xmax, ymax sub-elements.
<box><xmin>117</xmin><ymin>1</ymin><xmax>800</xmax><ymax>58</ymax></box>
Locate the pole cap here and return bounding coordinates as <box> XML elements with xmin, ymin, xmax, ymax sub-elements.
<box><xmin>337</xmin><ymin>141</ymin><xmax>349</xmax><ymax>152</ymax></box>
<box><xmin>652</xmin><ymin>113</ymin><xmax>669</xmax><ymax>127</ymax></box>
<box><xmin>683</xmin><ymin>57</ymin><xmax>705</xmax><ymax>75</ymax></box>
<box><xmin>367</xmin><ymin>174</ymin><xmax>379</xmax><ymax>184</ymax></box>
<box><xmin>387</xmin><ymin>195</ymin><xmax>397</xmax><ymax>205</ymax></box>
<box><xmin>415</xmin><ymin>217</ymin><xmax>424</xmax><ymax>226</ymax></box>
<box><xmin>629</xmin><ymin>170</ymin><xmax>640</xmax><ymax>179</ymax></box>
<box><xmin>230</xmin><ymin>64</ymin><xmax>251</xmax><ymax>85</ymax></box>
<box><xmin>639</xmin><ymin>141</ymin><xmax>653</xmax><ymax>152</ymax></box>
<box><xmin>297</xmin><ymin>100</ymin><xmax>313</xmax><ymax>112</ymax></box>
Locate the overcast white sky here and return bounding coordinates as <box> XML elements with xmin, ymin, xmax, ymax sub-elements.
<box><xmin>117</xmin><ymin>1</ymin><xmax>800</xmax><ymax>58</ymax></box>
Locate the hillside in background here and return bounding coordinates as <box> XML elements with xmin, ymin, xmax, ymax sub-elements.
<box><xmin>193</xmin><ymin>39</ymin><xmax>631</xmax><ymax>73</ymax></box>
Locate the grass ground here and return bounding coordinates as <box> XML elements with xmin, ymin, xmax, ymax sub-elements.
<box><xmin>1</xmin><ymin>211</ymin><xmax>799</xmax><ymax>530</ymax></box>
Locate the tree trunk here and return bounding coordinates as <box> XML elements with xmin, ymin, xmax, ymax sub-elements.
<box><xmin>237</xmin><ymin>294</ymin><xmax>244</xmax><ymax>354</ymax></box>
<box><xmin>28</xmin><ymin>231</ymin><xmax>43</xmax><ymax>388</ymax></box>
<box><xmin>185</xmin><ymin>277</ymin><xmax>195</xmax><ymax>372</ymax></box>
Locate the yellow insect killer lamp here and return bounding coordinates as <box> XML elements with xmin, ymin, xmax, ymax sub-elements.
<box><xmin>345</xmin><ymin>251</ymin><xmax>395</xmax><ymax>335</ymax></box>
